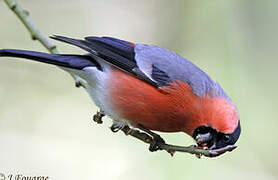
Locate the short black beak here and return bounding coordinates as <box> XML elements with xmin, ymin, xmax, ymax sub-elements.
<box><xmin>195</xmin><ymin>132</ymin><xmax>212</xmax><ymax>145</ymax></box>
<box><xmin>195</xmin><ymin>132</ymin><xmax>217</xmax><ymax>149</ymax></box>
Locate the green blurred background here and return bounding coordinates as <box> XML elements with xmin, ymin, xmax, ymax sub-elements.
<box><xmin>0</xmin><ymin>0</ymin><xmax>277</xmax><ymax>179</ymax></box>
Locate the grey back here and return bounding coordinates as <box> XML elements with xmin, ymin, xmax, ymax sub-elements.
<box><xmin>135</xmin><ymin>44</ymin><xmax>230</xmax><ymax>100</ymax></box>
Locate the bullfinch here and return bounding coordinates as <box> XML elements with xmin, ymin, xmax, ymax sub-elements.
<box><xmin>0</xmin><ymin>35</ymin><xmax>241</xmax><ymax>151</ymax></box>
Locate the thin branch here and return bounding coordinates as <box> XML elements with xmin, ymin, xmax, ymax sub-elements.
<box><xmin>4</xmin><ymin>0</ymin><xmax>58</xmax><ymax>54</ymax></box>
<box><xmin>121</xmin><ymin>126</ymin><xmax>237</xmax><ymax>158</ymax></box>
<box><xmin>4</xmin><ymin>0</ymin><xmax>82</xmax><ymax>84</ymax></box>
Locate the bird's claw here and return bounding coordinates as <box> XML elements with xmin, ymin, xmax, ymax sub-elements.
<box><xmin>75</xmin><ymin>81</ymin><xmax>82</xmax><ymax>88</ymax></box>
<box><xmin>93</xmin><ymin>110</ymin><xmax>105</xmax><ymax>124</ymax></box>
<box><xmin>149</xmin><ymin>135</ymin><xmax>166</xmax><ymax>152</ymax></box>
<box><xmin>110</xmin><ymin>123</ymin><xmax>124</xmax><ymax>133</ymax></box>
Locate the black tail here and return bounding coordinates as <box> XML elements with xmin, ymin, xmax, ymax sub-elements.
<box><xmin>0</xmin><ymin>49</ymin><xmax>97</xmax><ymax>70</ymax></box>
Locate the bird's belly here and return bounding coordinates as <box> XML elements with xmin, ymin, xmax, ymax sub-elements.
<box><xmin>72</xmin><ymin>67</ymin><xmax>121</xmax><ymax>121</ymax></box>
<box><xmin>107</xmin><ymin>68</ymin><xmax>188</xmax><ymax>132</ymax></box>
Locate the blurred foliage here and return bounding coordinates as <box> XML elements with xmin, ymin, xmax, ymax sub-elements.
<box><xmin>0</xmin><ymin>0</ymin><xmax>277</xmax><ymax>180</ymax></box>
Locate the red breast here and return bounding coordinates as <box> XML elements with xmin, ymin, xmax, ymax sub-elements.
<box><xmin>108</xmin><ymin>68</ymin><xmax>239</xmax><ymax>136</ymax></box>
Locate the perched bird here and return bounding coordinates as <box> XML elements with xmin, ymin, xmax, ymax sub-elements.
<box><xmin>0</xmin><ymin>35</ymin><xmax>241</xmax><ymax>151</ymax></box>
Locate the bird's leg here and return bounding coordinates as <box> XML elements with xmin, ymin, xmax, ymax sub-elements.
<box><xmin>137</xmin><ymin>124</ymin><xmax>166</xmax><ymax>152</ymax></box>
<box><xmin>75</xmin><ymin>81</ymin><xmax>83</xmax><ymax>88</ymax></box>
<box><xmin>110</xmin><ymin>123</ymin><xmax>123</xmax><ymax>132</ymax></box>
<box><xmin>75</xmin><ymin>79</ymin><xmax>87</xmax><ymax>88</ymax></box>
<box><xmin>110</xmin><ymin>121</ymin><xmax>129</xmax><ymax>133</ymax></box>
<box><xmin>69</xmin><ymin>74</ymin><xmax>86</xmax><ymax>88</ymax></box>
<box><xmin>93</xmin><ymin>110</ymin><xmax>105</xmax><ymax>124</ymax></box>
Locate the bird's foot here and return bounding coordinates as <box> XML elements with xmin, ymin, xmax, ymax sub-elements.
<box><xmin>110</xmin><ymin>124</ymin><xmax>121</xmax><ymax>132</ymax></box>
<box><xmin>136</xmin><ymin>124</ymin><xmax>166</xmax><ymax>152</ymax></box>
<box><xmin>75</xmin><ymin>81</ymin><xmax>81</xmax><ymax>88</ymax></box>
<box><xmin>93</xmin><ymin>110</ymin><xmax>105</xmax><ymax>124</ymax></box>
<box><xmin>149</xmin><ymin>134</ymin><xmax>165</xmax><ymax>152</ymax></box>
<box><xmin>110</xmin><ymin>122</ymin><xmax>126</xmax><ymax>133</ymax></box>
<box><xmin>75</xmin><ymin>81</ymin><xmax>84</xmax><ymax>88</ymax></box>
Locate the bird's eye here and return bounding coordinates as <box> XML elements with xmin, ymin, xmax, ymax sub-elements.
<box><xmin>223</xmin><ymin>135</ymin><xmax>230</xmax><ymax>142</ymax></box>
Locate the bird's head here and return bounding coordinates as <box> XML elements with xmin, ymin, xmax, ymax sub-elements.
<box><xmin>192</xmin><ymin>121</ymin><xmax>241</xmax><ymax>149</ymax></box>
<box><xmin>159</xmin><ymin>80</ymin><xmax>241</xmax><ymax>150</ymax></box>
<box><xmin>191</xmin><ymin>98</ymin><xmax>241</xmax><ymax>150</ymax></box>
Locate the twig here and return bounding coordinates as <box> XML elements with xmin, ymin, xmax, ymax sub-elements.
<box><xmin>121</xmin><ymin>126</ymin><xmax>237</xmax><ymax>158</ymax></box>
<box><xmin>4</xmin><ymin>0</ymin><xmax>82</xmax><ymax>84</ymax></box>
<box><xmin>4</xmin><ymin>0</ymin><xmax>58</xmax><ymax>54</ymax></box>
<box><xmin>94</xmin><ymin>112</ymin><xmax>237</xmax><ymax>158</ymax></box>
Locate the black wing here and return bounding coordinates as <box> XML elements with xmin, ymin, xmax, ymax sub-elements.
<box><xmin>51</xmin><ymin>35</ymin><xmax>157</xmax><ymax>86</ymax></box>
